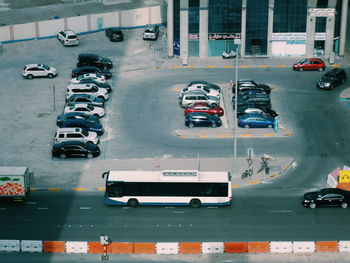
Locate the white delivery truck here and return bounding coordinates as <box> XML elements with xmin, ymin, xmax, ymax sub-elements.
<box><xmin>0</xmin><ymin>167</ymin><xmax>33</xmax><ymax>201</ymax></box>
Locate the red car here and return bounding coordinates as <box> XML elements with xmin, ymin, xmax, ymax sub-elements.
<box><xmin>184</xmin><ymin>103</ymin><xmax>224</xmax><ymax>117</ymax></box>
<box><xmin>293</xmin><ymin>58</ymin><xmax>325</xmax><ymax>72</ymax></box>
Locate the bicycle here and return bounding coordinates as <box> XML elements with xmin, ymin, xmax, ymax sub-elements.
<box><xmin>257</xmin><ymin>156</ymin><xmax>270</xmax><ymax>174</ymax></box>
<box><xmin>241</xmin><ymin>168</ymin><xmax>253</xmax><ymax>179</ymax></box>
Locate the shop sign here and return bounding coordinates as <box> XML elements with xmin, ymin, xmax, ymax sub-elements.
<box><xmin>188</xmin><ymin>34</ymin><xmax>199</xmax><ymax>40</ymax></box>
<box><xmin>309</xmin><ymin>8</ymin><xmax>335</xmax><ymax>17</ymax></box>
<box><xmin>272</xmin><ymin>33</ymin><xmax>306</xmax><ymax>41</ymax></box>
<box><xmin>339</xmin><ymin>170</ymin><xmax>350</xmax><ymax>183</ymax></box>
<box><xmin>315</xmin><ymin>32</ymin><xmax>326</xmax><ymax>40</ymax></box>
<box><xmin>208</xmin><ymin>33</ymin><xmax>240</xmax><ymax>41</ymax></box>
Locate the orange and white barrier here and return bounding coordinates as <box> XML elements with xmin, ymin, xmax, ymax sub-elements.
<box><xmin>21</xmin><ymin>240</ymin><xmax>42</xmax><ymax>252</ymax></box>
<box><xmin>156</xmin><ymin>242</ymin><xmax>179</xmax><ymax>254</ymax></box>
<box><xmin>201</xmin><ymin>242</ymin><xmax>224</xmax><ymax>254</ymax></box>
<box><xmin>0</xmin><ymin>240</ymin><xmax>20</xmax><ymax>252</ymax></box>
<box><xmin>270</xmin><ymin>241</ymin><xmax>292</xmax><ymax>253</ymax></box>
<box><xmin>292</xmin><ymin>241</ymin><xmax>315</xmax><ymax>253</ymax></box>
<box><xmin>65</xmin><ymin>241</ymin><xmax>88</xmax><ymax>254</ymax></box>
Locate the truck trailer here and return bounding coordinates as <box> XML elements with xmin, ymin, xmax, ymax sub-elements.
<box><xmin>0</xmin><ymin>167</ymin><xmax>32</xmax><ymax>201</ymax></box>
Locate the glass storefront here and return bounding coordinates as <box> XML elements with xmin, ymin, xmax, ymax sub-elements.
<box><xmin>188</xmin><ymin>0</ymin><xmax>199</xmax><ymax>57</ymax></box>
<box><xmin>273</xmin><ymin>0</ymin><xmax>307</xmax><ymax>33</ymax></box>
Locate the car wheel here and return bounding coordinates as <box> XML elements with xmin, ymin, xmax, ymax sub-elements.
<box><xmin>341</xmin><ymin>202</ymin><xmax>348</xmax><ymax>209</ymax></box>
<box><xmin>211</xmin><ymin>103</ymin><xmax>218</xmax><ymax>107</ymax></box>
<box><xmin>127</xmin><ymin>198</ymin><xmax>139</xmax><ymax>207</ymax></box>
<box><xmin>330</xmin><ymin>85</ymin><xmax>334</xmax><ymax>90</ymax></box>
<box><xmin>189</xmin><ymin>199</ymin><xmax>201</xmax><ymax>208</ymax></box>
<box><xmin>27</xmin><ymin>74</ymin><xmax>33</xmax><ymax>80</ymax></box>
<box><xmin>211</xmin><ymin>122</ymin><xmax>217</xmax><ymax>128</ymax></box>
<box><xmin>244</xmin><ymin>124</ymin><xmax>249</xmax><ymax>129</ymax></box>
<box><xmin>268</xmin><ymin>124</ymin><xmax>273</xmax><ymax>128</ymax></box>
<box><xmin>319</xmin><ymin>67</ymin><xmax>325</xmax><ymax>72</ymax></box>
<box><xmin>298</xmin><ymin>67</ymin><xmax>304</xmax><ymax>72</ymax></box>
<box><xmin>94</xmin><ymin>114</ymin><xmax>99</xmax><ymax>117</ymax></box>
<box><xmin>342</xmin><ymin>78</ymin><xmax>346</xmax><ymax>83</ymax></box>
<box><xmin>47</xmin><ymin>73</ymin><xmax>54</xmax><ymax>79</ymax></box>
<box><xmin>59</xmin><ymin>153</ymin><xmax>66</xmax><ymax>159</ymax></box>
<box><xmin>87</xmin><ymin>153</ymin><xmax>93</xmax><ymax>159</ymax></box>
<box><xmin>309</xmin><ymin>203</ymin><xmax>316</xmax><ymax>209</ymax></box>
<box><xmin>189</xmin><ymin>123</ymin><xmax>194</xmax><ymax>128</ymax></box>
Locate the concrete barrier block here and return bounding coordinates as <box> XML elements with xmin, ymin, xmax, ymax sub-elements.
<box><xmin>201</xmin><ymin>242</ymin><xmax>224</xmax><ymax>254</ymax></box>
<box><xmin>339</xmin><ymin>241</ymin><xmax>350</xmax><ymax>253</ymax></box>
<box><xmin>21</xmin><ymin>240</ymin><xmax>42</xmax><ymax>252</ymax></box>
<box><xmin>65</xmin><ymin>241</ymin><xmax>88</xmax><ymax>254</ymax></box>
<box><xmin>270</xmin><ymin>242</ymin><xmax>292</xmax><ymax>253</ymax></box>
<box><xmin>156</xmin><ymin>242</ymin><xmax>179</xmax><ymax>254</ymax></box>
<box><xmin>0</xmin><ymin>240</ymin><xmax>20</xmax><ymax>252</ymax></box>
<box><xmin>292</xmin><ymin>241</ymin><xmax>315</xmax><ymax>253</ymax></box>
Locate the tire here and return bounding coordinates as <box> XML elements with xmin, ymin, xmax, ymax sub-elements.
<box><xmin>94</xmin><ymin>114</ymin><xmax>99</xmax><ymax>117</ymax></box>
<box><xmin>189</xmin><ymin>123</ymin><xmax>194</xmax><ymax>128</ymax></box>
<box><xmin>342</xmin><ymin>78</ymin><xmax>346</xmax><ymax>83</ymax></box>
<box><xmin>127</xmin><ymin>198</ymin><xmax>139</xmax><ymax>207</ymax></box>
<box><xmin>189</xmin><ymin>199</ymin><xmax>201</xmax><ymax>208</ymax></box>
<box><xmin>211</xmin><ymin>122</ymin><xmax>217</xmax><ymax>128</ymax></box>
<box><xmin>47</xmin><ymin>73</ymin><xmax>54</xmax><ymax>79</ymax></box>
<box><xmin>211</xmin><ymin>103</ymin><xmax>218</xmax><ymax>107</ymax></box>
<box><xmin>59</xmin><ymin>153</ymin><xmax>66</xmax><ymax>159</ymax></box>
<box><xmin>267</xmin><ymin>124</ymin><xmax>273</xmax><ymax>128</ymax></box>
<box><xmin>97</xmin><ymin>96</ymin><xmax>105</xmax><ymax>101</ymax></box>
<box><xmin>298</xmin><ymin>67</ymin><xmax>304</xmax><ymax>72</ymax></box>
<box><xmin>87</xmin><ymin>153</ymin><xmax>93</xmax><ymax>159</ymax></box>
<box><xmin>319</xmin><ymin>67</ymin><xmax>325</xmax><ymax>72</ymax></box>
<box><xmin>341</xmin><ymin>202</ymin><xmax>348</xmax><ymax>209</ymax></box>
<box><xmin>244</xmin><ymin>124</ymin><xmax>249</xmax><ymax>129</ymax></box>
<box><xmin>309</xmin><ymin>203</ymin><xmax>316</xmax><ymax>209</ymax></box>
<box><xmin>27</xmin><ymin>74</ymin><xmax>33</xmax><ymax>80</ymax></box>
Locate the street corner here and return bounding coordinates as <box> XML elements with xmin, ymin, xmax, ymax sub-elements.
<box><xmin>339</xmin><ymin>87</ymin><xmax>350</xmax><ymax>101</ymax></box>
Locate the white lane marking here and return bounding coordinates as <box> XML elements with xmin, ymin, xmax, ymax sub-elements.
<box><xmin>173</xmin><ymin>211</ymin><xmax>184</xmax><ymax>214</ymax></box>
<box><xmin>26</xmin><ymin>202</ymin><xmax>37</xmax><ymax>205</ymax></box>
<box><xmin>0</xmin><ymin>208</ymin><xmax>7</xmax><ymax>210</ymax></box>
<box><xmin>268</xmin><ymin>210</ymin><xmax>292</xmax><ymax>213</ymax></box>
<box><xmin>207</xmin><ymin>207</ymin><xmax>218</xmax><ymax>209</ymax></box>
<box><xmin>165</xmin><ymin>207</ymin><xmax>175</xmax><ymax>209</ymax></box>
<box><xmin>38</xmin><ymin>207</ymin><xmax>48</xmax><ymax>210</ymax></box>
<box><xmin>80</xmin><ymin>207</ymin><xmax>91</xmax><ymax>210</ymax></box>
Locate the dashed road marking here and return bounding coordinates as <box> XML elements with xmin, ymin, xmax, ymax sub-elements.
<box><xmin>80</xmin><ymin>207</ymin><xmax>91</xmax><ymax>210</ymax></box>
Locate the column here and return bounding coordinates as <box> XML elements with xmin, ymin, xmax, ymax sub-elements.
<box><xmin>167</xmin><ymin>0</ymin><xmax>174</xmax><ymax>57</ymax></box>
<box><xmin>339</xmin><ymin>0</ymin><xmax>348</xmax><ymax>56</ymax></box>
<box><xmin>240</xmin><ymin>0</ymin><xmax>247</xmax><ymax>56</ymax></box>
<box><xmin>180</xmin><ymin>0</ymin><xmax>189</xmax><ymax>65</ymax></box>
<box><xmin>267</xmin><ymin>0</ymin><xmax>274</xmax><ymax>57</ymax></box>
<box><xmin>199</xmin><ymin>0</ymin><xmax>208</xmax><ymax>58</ymax></box>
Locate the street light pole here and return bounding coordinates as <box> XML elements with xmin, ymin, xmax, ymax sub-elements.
<box><xmin>233</xmin><ymin>48</ymin><xmax>238</xmax><ymax>178</ymax></box>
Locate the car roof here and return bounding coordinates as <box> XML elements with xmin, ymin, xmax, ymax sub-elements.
<box><xmin>57</xmin><ymin>127</ymin><xmax>82</xmax><ymax>132</ymax></box>
<box><xmin>145</xmin><ymin>24</ymin><xmax>158</xmax><ymax>29</ymax></box>
<box><xmin>308</xmin><ymin>58</ymin><xmax>323</xmax><ymax>62</ymax></box>
<box><xmin>25</xmin><ymin>64</ymin><xmax>44</xmax><ymax>68</ymax></box>
<box><xmin>63</xmin><ymin>30</ymin><xmax>77</xmax><ymax>36</ymax></box>
<box><xmin>70</xmin><ymin>94</ymin><xmax>92</xmax><ymax>98</ymax></box>
<box><xmin>79</xmin><ymin>53</ymin><xmax>99</xmax><ymax>58</ymax></box>
<box><xmin>108</xmin><ymin>27</ymin><xmax>122</xmax><ymax>32</ymax></box>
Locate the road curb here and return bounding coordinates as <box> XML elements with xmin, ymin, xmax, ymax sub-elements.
<box><xmin>174</xmin><ymin>129</ymin><xmax>293</xmax><ymax>138</ymax></box>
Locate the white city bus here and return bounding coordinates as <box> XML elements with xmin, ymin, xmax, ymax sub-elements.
<box><xmin>102</xmin><ymin>170</ymin><xmax>232</xmax><ymax>207</ymax></box>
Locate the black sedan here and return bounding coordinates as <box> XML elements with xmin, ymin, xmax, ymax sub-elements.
<box><xmin>67</xmin><ymin>94</ymin><xmax>105</xmax><ymax>107</ymax></box>
<box><xmin>52</xmin><ymin>141</ymin><xmax>100</xmax><ymax>159</ymax></box>
<box><xmin>58</xmin><ymin>118</ymin><xmax>104</xmax><ymax>136</ymax></box>
<box><xmin>105</xmin><ymin>27</ymin><xmax>124</xmax><ymax>42</ymax></box>
<box><xmin>71</xmin><ymin>66</ymin><xmax>112</xmax><ymax>79</ymax></box>
<box><xmin>56</xmin><ymin>112</ymin><xmax>99</xmax><ymax>126</ymax></box>
<box><xmin>185</xmin><ymin>112</ymin><xmax>222</xmax><ymax>128</ymax></box>
<box><xmin>302</xmin><ymin>188</ymin><xmax>350</xmax><ymax>209</ymax></box>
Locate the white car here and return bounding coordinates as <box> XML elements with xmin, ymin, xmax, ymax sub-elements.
<box><xmin>66</xmin><ymin>84</ymin><xmax>109</xmax><ymax>101</ymax></box>
<box><xmin>70</xmin><ymin>73</ymin><xmax>106</xmax><ymax>84</ymax></box>
<box><xmin>57</xmin><ymin>30</ymin><xmax>79</xmax><ymax>46</ymax></box>
<box><xmin>180</xmin><ymin>84</ymin><xmax>220</xmax><ymax>98</ymax></box>
<box><xmin>22</xmin><ymin>64</ymin><xmax>57</xmax><ymax>79</ymax></box>
<box><xmin>64</xmin><ymin>104</ymin><xmax>105</xmax><ymax>118</ymax></box>
<box><xmin>54</xmin><ymin>128</ymin><xmax>99</xmax><ymax>145</ymax></box>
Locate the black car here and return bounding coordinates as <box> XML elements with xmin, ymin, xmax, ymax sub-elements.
<box><xmin>232</xmin><ymin>79</ymin><xmax>271</xmax><ymax>94</ymax></box>
<box><xmin>187</xmin><ymin>81</ymin><xmax>221</xmax><ymax>92</ymax></box>
<box><xmin>185</xmin><ymin>112</ymin><xmax>222</xmax><ymax>128</ymax></box>
<box><xmin>302</xmin><ymin>188</ymin><xmax>350</xmax><ymax>209</ymax></box>
<box><xmin>317</xmin><ymin>68</ymin><xmax>347</xmax><ymax>90</ymax></box>
<box><xmin>233</xmin><ymin>96</ymin><xmax>272</xmax><ymax>114</ymax></box>
<box><xmin>67</xmin><ymin>94</ymin><xmax>105</xmax><ymax>107</ymax></box>
<box><xmin>233</xmin><ymin>89</ymin><xmax>269</xmax><ymax>99</ymax></box>
<box><xmin>59</xmin><ymin>118</ymin><xmax>104</xmax><ymax>136</ymax></box>
<box><xmin>77</xmin><ymin>54</ymin><xmax>113</xmax><ymax>69</ymax></box>
<box><xmin>56</xmin><ymin>112</ymin><xmax>99</xmax><ymax>126</ymax></box>
<box><xmin>72</xmin><ymin>66</ymin><xmax>112</xmax><ymax>79</ymax></box>
<box><xmin>77</xmin><ymin>79</ymin><xmax>112</xmax><ymax>93</ymax></box>
<box><xmin>52</xmin><ymin>141</ymin><xmax>100</xmax><ymax>159</ymax></box>
<box><xmin>105</xmin><ymin>28</ymin><xmax>124</xmax><ymax>42</ymax></box>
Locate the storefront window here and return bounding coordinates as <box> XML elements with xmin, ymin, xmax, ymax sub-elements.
<box><xmin>273</xmin><ymin>0</ymin><xmax>307</xmax><ymax>32</ymax></box>
<box><xmin>173</xmin><ymin>0</ymin><xmax>180</xmax><ymax>56</ymax></box>
<box><xmin>315</xmin><ymin>17</ymin><xmax>327</xmax><ymax>32</ymax></box>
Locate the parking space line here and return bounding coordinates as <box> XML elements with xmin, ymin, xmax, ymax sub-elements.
<box><xmin>223</xmin><ymin>66</ymin><xmax>234</xmax><ymax>68</ymax></box>
<box><xmin>276</xmin><ymin>65</ymin><xmax>287</xmax><ymax>68</ymax></box>
<box><xmin>196</xmin><ymin>135</ymin><xmax>208</xmax><ymax>138</ymax></box>
<box><xmin>205</xmin><ymin>66</ymin><xmax>216</xmax><ymax>68</ymax></box>
<box><xmin>258</xmin><ymin>65</ymin><xmax>269</xmax><ymax>68</ymax></box>
<box><xmin>72</xmin><ymin>188</ymin><xmax>88</xmax><ymax>191</ymax></box>
<box><xmin>48</xmin><ymin>188</ymin><xmax>61</xmax><ymax>191</ymax></box>
<box><xmin>239</xmin><ymin>65</ymin><xmax>251</xmax><ymax>68</ymax></box>
<box><xmin>240</xmin><ymin>134</ymin><xmax>253</xmax><ymax>137</ymax></box>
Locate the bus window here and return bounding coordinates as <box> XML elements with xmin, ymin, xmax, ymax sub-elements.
<box><xmin>107</xmin><ymin>182</ymin><xmax>123</xmax><ymax>197</ymax></box>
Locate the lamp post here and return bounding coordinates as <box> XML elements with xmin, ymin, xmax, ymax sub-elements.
<box><xmin>233</xmin><ymin>39</ymin><xmax>240</xmax><ymax>178</ymax></box>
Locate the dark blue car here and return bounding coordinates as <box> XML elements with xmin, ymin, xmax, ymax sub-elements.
<box><xmin>185</xmin><ymin>112</ymin><xmax>222</xmax><ymax>128</ymax></box>
<box><xmin>59</xmin><ymin>118</ymin><xmax>104</xmax><ymax>135</ymax></box>
<box><xmin>238</xmin><ymin>113</ymin><xmax>274</xmax><ymax>128</ymax></box>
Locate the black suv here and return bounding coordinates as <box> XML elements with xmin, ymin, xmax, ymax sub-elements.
<box><xmin>317</xmin><ymin>68</ymin><xmax>347</xmax><ymax>90</ymax></box>
<box><xmin>52</xmin><ymin>141</ymin><xmax>100</xmax><ymax>159</ymax></box>
<box><xmin>232</xmin><ymin>79</ymin><xmax>271</xmax><ymax>94</ymax></box>
<box><xmin>105</xmin><ymin>28</ymin><xmax>124</xmax><ymax>42</ymax></box>
<box><xmin>77</xmin><ymin>54</ymin><xmax>113</xmax><ymax>69</ymax></box>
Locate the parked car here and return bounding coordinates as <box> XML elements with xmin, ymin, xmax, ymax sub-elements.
<box><xmin>70</xmin><ymin>73</ymin><xmax>106</xmax><ymax>84</ymax></box>
<box><xmin>52</xmin><ymin>141</ymin><xmax>100</xmax><ymax>159</ymax></box>
<box><xmin>233</xmin><ymin>89</ymin><xmax>269</xmax><ymax>99</ymax></box>
<box><xmin>238</xmin><ymin>107</ymin><xmax>278</xmax><ymax>118</ymax></box>
<box><xmin>54</xmin><ymin>128</ymin><xmax>99</xmax><ymax>145</ymax></box>
<box><xmin>77</xmin><ymin>54</ymin><xmax>113</xmax><ymax>69</ymax></box>
<box><xmin>71</xmin><ymin>66</ymin><xmax>112</xmax><ymax>79</ymax></box>
<box><xmin>143</xmin><ymin>24</ymin><xmax>159</xmax><ymax>40</ymax></box>
<box><xmin>317</xmin><ymin>68</ymin><xmax>347</xmax><ymax>90</ymax></box>
<box><xmin>56</xmin><ymin>30</ymin><xmax>79</xmax><ymax>46</ymax></box>
<box><xmin>187</xmin><ymin>81</ymin><xmax>221</xmax><ymax>92</ymax></box>
<box><xmin>180</xmin><ymin>85</ymin><xmax>220</xmax><ymax>98</ymax></box>
<box><xmin>67</xmin><ymin>94</ymin><xmax>105</xmax><ymax>107</ymax></box>
<box><xmin>73</xmin><ymin>79</ymin><xmax>112</xmax><ymax>93</ymax></box>
<box><xmin>22</xmin><ymin>64</ymin><xmax>57</xmax><ymax>79</ymax></box>
<box><xmin>179</xmin><ymin>92</ymin><xmax>220</xmax><ymax>108</ymax></box>
<box><xmin>184</xmin><ymin>103</ymin><xmax>224</xmax><ymax>117</ymax></box>
<box><xmin>238</xmin><ymin>112</ymin><xmax>275</xmax><ymax>128</ymax></box>
<box><xmin>105</xmin><ymin>27</ymin><xmax>124</xmax><ymax>42</ymax></box>
<box><xmin>293</xmin><ymin>58</ymin><xmax>325</xmax><ymax>72</ymax></box>
<box><xmin>232</xmin><ymin>79</ymin><xmax>271</xmax><ymax>94</ymax></box>
<box><xmin>302</xmin><ymin>188</ymin><xmax>350</xmax><ymax>209</ymax></box>
<box><xmin>185</xmin><ymin>112</ymin><xmax>222</xmax><ymax>128</ymax></box>
<box><xmin>233</xmin><ymin>96</ymin><xmax>272</xmax><ymax>114</ymax></box>
<box><xmin>66</xmin><ymin>84</ymin><xmax>109</xmax><ymax>101</ymax></box>
<box><xmin>58</xmin><ymin>118</ymin><xmax>104</xmax><ymax>136</ymax></box>
<box><xmin>56</xmin><ymin>112</ymin><xmax>99</xmax><ymax>126</ymax></box>
<box><xmin>64</xmin><ymin>103</ymin><xmax>105</xmax><ymax>118</ymax></box>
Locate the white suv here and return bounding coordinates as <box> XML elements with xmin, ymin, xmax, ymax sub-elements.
<box><xmin>66</xmin><ymin>84</ymin><xmax>109</xmax><ymax>101</ymax></box>
<box><xmin>180</xmin><ymin>85</ymin><xmax>220</xmax><ymax>98</ymax></box>
<box><xmin>54</xmin><ymin>128</ymin><xmax>99</xmax><ymax>145</ymax></box>
<box><xmin>57</xmin><ymin>30</ymin><xmax>79</xmax><ymax>46</ymax></box>
<box><xmin>22</xmin><ymin>64</ymin><xmax>57</xmax><ymax>79</ymax></box>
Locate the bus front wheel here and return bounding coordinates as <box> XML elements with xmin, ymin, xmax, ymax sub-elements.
<box><xmin>190</xmin><ymin>199</ymin><xmax>201</xmax><ymax>208</ymax></box>
<box><xmin>127</xmin><ymin>198</ymin><xmax>139</xmax><ymax>207</ymax></box>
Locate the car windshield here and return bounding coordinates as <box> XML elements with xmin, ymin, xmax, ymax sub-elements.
<box><xmin>203</xmin><ymin>87</ymin><xmax>211</xmax><ymax>93</ymax></box>
<box><xmin>87</xmin><ymin>105</ymin><xmax>94</xmax><ymax>110</ymax></box>
<box><xmin>299</xmin><ymin>59</ymin><xmax>307</xmax><ymax>64</ymax></box>
<box><xmin>42</xmin><ymin>64</ymin><xmax>50</xmax><ymax>70</ymax></box>
<box><xmin>68</xmin><ymin>35</ymin><xmax>77</xmax><ymax>39</ymax></box>
<box><xmin>82</xmin><ymin>130</ymin><xmax>89</xmax><ymax>136</ymax></box>
<box><xmin>91</xmin><ymin>87</ymin><xmax>98</xmax><ymax>92</ymax></box>
<box><xmin>324</xmin><ymin>72</ymin><xmax>336</xmax><ymax>78</ymax></box>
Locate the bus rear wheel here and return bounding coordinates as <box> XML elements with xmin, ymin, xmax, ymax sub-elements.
<box><xmin>127</xmin><ymin>198</ymin><xmax>139</xmax><ymax>207</ymax></box>
<box><xmin>189</xmin><ymin>199</ymin><xmax>201</xmax><ymax>208</ymax></box>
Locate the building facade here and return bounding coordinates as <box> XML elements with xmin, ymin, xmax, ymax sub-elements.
<box><xmin>167</xmin><ymin>0</ymin><xmax>348</xmax><ymax>63</ymax></box>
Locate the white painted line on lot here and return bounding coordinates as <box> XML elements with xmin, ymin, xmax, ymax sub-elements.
<box><xmin>80</xmin><ymin>207</ymin><xmax>91</xmax><ymax>210</ymax></box>
<box><xmin>173</xmin><ymin>211</ymin><xmax>184</xmax><ymax>214</ymax></box>
<box><xmin>38</xmin><ymin>207</ymin><xmax>48</xmax><ymax>210</ymax></box>
<box><xmin>25</xmin><ymin>201</ymin><xmax>37</xmax><ymax>205</ymax></box>
<box><xmin>268</xmin><ymin>210</ymin><xmax>292</xmax><ymax>213</ymax></box>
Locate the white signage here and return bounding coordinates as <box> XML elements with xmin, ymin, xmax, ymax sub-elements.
<box><xmin>272</xmin><ymin>33</ymin><xmax>306</xmax><ymax>41</ymax></box>
<box><xmin>309</xmin><ymin>8</ymin><xmax>335</xmax><ymax>17</ymax></box>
